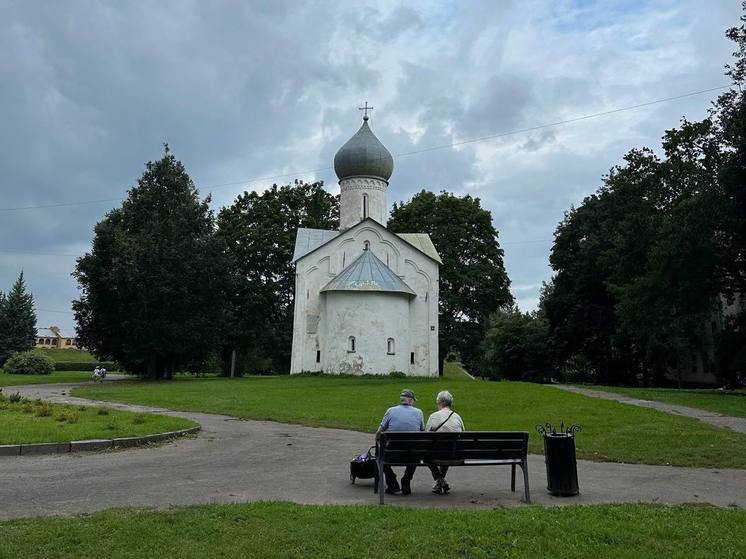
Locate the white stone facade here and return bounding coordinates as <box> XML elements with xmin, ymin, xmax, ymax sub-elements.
<box><xmin>339</xmin><ymin>177</ymin><xmax>388</xmax><ymax>229</ymax></box>
<box><xmin>291</xmin><ymin>219</ymin><xmax>439</xmax><ymax>376</ymax></box>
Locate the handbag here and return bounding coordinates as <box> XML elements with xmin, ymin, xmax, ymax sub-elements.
<box><xmin>349</xmin><ymin>445</ymin><xmax>377</xmax><ymax>483</ymax></box>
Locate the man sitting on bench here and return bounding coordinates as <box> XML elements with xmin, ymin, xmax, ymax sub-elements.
<box><xmin>375</xmin><ymin>389</ymin><xmax>424</xmax><ymax>495</ymax></box>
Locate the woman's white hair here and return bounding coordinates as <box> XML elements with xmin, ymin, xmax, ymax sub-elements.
<box><xmin>436</xmin><ymin>390</ymin><xmax>453</xmax><ymax>407</ymax></box>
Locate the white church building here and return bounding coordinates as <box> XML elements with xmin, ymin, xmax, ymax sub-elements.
<box><xmin>290</xmin><ymin>112</ymin><xmax>441</xmax><ymax>376</ymax></box>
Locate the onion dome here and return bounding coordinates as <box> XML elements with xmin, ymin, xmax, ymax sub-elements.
<box><xmin>333</xmin><ymin>116</ymin><xmax>394</xmax><ymax>182</ymax></box>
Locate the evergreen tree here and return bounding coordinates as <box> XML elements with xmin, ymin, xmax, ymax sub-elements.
<box><xmin>73</xmin><ymin>146</ymin><xmax>229</xmax><ymax>378</ymax></box>
<box><xmin>0</xmin><ymin>272</ymin><xmax>37</xmax><ymax>365</ymax></box>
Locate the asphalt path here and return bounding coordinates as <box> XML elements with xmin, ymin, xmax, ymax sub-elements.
<box><xmin>0</xmin><ymin>382</ymin><xmax>744</xmax><ymax>519</ymax></box>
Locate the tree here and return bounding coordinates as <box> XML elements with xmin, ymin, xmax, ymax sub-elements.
<box><xmin>387</xmin><ymin>190</ymin><xmax>513</xmax><ymax>374</ymax></box>
<box><xmin>73</xmin><ymin>146</ymin><xmax>228</xmax><ymax>378</ymax></box>
<box><xmin>0</xmin><ymin>271</ymin><xmax>37</xmax><ymax>365</ymax></box>
<box><xmin>217</xmin><ymin>181</ymin><xmax>338</xmax><ymax>373</ymax></box>
<box><xmin>481</xmin><ymin>307</ymin><xmax>553</xmax><ymax>381</ymax></box>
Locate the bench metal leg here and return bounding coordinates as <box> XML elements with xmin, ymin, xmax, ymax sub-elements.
<box><xmin>511</xmin><ymin>464</ymin><xmax>516</xmax><ymax>492</ymax></box>
<box><xmin>521</xmin><ymin>459</ymin><xmax>530</xmax><ymax>504</ymax></box>
<box><xmin>378</xmin><ymin>459</ymin><xmax>385</xmax><ymax>505</ymax></box>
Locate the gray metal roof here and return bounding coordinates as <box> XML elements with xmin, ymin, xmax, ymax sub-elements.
<box><xmin>320</xmin><ymin>249</ymin><xmax>416</xmax><ymax>297</ymax></box>
<box><xmin>293</xmin><ymin>228</ymin><xmax>340</xmax><ymax>262</ymax></box>
<box><xmin>333</xmin><ymin>118</ymin><xmax>394</xmax><ymax>182</ymax></box>
<box><xmin>397</xmin><ymin>233</ymin><xmax>443</xmax><ymax>264</ymax></box>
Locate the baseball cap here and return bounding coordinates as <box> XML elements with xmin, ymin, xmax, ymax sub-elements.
<box><xmin>400</xmin><ymin>389</ymin><xmax>416</xmax><ymax>400</ymax></box>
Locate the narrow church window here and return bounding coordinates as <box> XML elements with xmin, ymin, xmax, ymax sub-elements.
<box><xmin>362</xmin><ymin>194</ymin><xmax>368</xmax><ymax>219</ymax></box>
<box><xmin>348</xmin><ymin>336</ymin><xmax>356</xmax><ymax>353</ymax></box>
<box><xmin>342</xmin><ymin>252</ymin><xmax>346</xmax><ymax>267</ymax></box>
<box><xmin>306</xmin><ymin>289</ymin><xmax>309</xmax><ymax>299</ymax></box>
<box><xmin>387</xmin><ymin>338</ymin><xmax>395</xmax><ymax>355</ymax></box>
<box><xmin>363</xmin><ymin>241</ymin><xmax>370</xmax><ymax>251</ymax></box>
<box><xmin>410</xmin><ymin>352</ymin><xmax>415</xmax><ymax>364</ymax></box>
<box><xmin>316</xmin><ymin>350</ymin><xmax>320</xmax><ymax>364</ymax></box>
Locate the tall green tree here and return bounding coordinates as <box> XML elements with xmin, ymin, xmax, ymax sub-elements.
<box><xmin>481</xmin><ymin>307</ymin><xmax>553</xmax><ymax>381</ymax></box>
<box><xmin>387</xmin><ymin>190</ymin><xmax>513</xmax><ymax>374</ymax></box>
<box><xmin>73</xmin><ymin>146</ymin><xmax>228</xmax><ymax>378</ymax></box>
<box><xmin>0</xmin><ymin>271</ymin><xmax>37</xmax><ymax>365</ymax></box>
<box><xmin>217</xmin><ymin>181</ymin><xmax>338</xmax><ymax>373</ymax></box>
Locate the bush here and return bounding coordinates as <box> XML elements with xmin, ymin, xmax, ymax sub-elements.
<box><xmin>3</xmin><ymin>350</ymin><xmax>55</xmax><ymax>375</ymax></box>
<box><xmin>54</xmin><ymin>361</ymin><xmax>119</xmax><ymax>372</ymax></box>
<box><xmin>34</xmin><ymin>402</ymin><xmax>53</xmax><ymax>417</ymax></box>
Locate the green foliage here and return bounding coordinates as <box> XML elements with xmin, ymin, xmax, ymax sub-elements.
<box><xmin>481</xmin><ymin>308</ymin><xmax>553</xmax><ymax>381</ymax></box>
<box><xmin>0</xmin><ymin>272</ymin><xmax>37</xmax><ymax>366</ymax></box>
<box><xmin>1</xmin><ymin>502</ymin><xmax>744</xmax><ymax>559</ymax></box>
<box><xmin>544</xmin><ymin>10</ymin><xmax>746</xmax><ymax>387</ymax></box>
<box><xmin>217</xmin><ymin>180</ymin><xmax>339</xmax><ymax>374</ymax></box>
<box><xmin>53</xmin><ymin>361</ymin><xmax>118</xmax><ymax>372</ymax></box>
<box><xmin>73</xmin><ymin>146</ymin><xmax>229</xmax><ymax>379</ymax></box>
<box><xmin>388</xmin><ymin>190</ymin><xmax>513</xmax><ymax>373</ymax></box>
<box><xmin>3</xmin><ymin>350</ymin><xmax>55</xmax><ymax>375</ymax></box>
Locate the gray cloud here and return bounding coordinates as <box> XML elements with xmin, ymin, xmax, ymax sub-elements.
<box><xmin>0</xmin><ymin>0</ymin><xmax>741</xmax><ymax>332</ymax></box>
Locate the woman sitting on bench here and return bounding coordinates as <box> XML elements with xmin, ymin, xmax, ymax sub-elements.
<box><xmin>426</xmin><ymin>390</ymin><xmax>465</xmax><ymax>494</ymax></box>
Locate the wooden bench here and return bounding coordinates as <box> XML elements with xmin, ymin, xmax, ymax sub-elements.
<box><xmin>376</xmin><ymin>431</ymin><xmax>530</xmax><ymax>504</ymax></box>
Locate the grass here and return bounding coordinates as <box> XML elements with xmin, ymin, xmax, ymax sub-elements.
<box><xmin>0</xmin><ymin>395</ymin><xmax>195</xmax><ymax>444</ymax></box>
<box><xmin>589</xmin><ymin>385</ymin><xmax>746</xmax><ymax>418</ymax></box>
<box><xmin>0</xmin><ymin>502</ymin><xmax>742</xmax><ymax>559</ymax></box>
<box><xmin>442</xmin><ymin>360</ymin><xmax>472</xmax><ymax>379</ymax></box>
<box><xmin>0</xmin><ymin>371</ymin><xmax>98</xmax><ymax>387</ymax></box>
<box><xmin>35</xmin><ymin>348</ymin><xmax>97</xmax><ymax>363</ymax></box>
<box><xmin>73</xmin><ymin>375</ymin><xmax>746</xmax><ymax>469</ymax></box>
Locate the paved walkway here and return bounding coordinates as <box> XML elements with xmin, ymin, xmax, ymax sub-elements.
<box><xmin>0</xmin><ymin>382</ymin><xmax>744</xmax><ymax>519</ymax></box>
<box><xmin>552</xmin><ymin>385</ymin><xmax>746</xmax><ymax>434</ymax></box>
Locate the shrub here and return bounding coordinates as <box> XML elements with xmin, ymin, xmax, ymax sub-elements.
<box><xmin>34</xmin><ymin>402</ymin><xmax>53</xmax><ymax>417</ymax></box>
<box><xmin>57</xmin><ymin>410</ymin><xmax>80</xmax><ymax>423</ymax></box>
<box><xmin>9</xmin><ymin>392</ymin><xmax>23</xmax><ymax>403</ymax></box>
<box><xmin>54</xmin><ymin>361</ymin><xmax>119</xmax><ymax>372</ymax></box>
<box><xmin>388</xmin><ymin>371</ymin><xmax>407</xmax><ymax>378</ymax></box>
<box><xmin>4</xmin><ymin>350</ymin><xmax>55</xmax><ymax>375</ymax></box>
<box><xmin>96</xmin><ymin>408</ymin><xmax>109</xmax><ymax>416</ymax></box>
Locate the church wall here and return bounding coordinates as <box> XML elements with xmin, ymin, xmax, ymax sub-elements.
<box><xmin>290</xmin><ymin>220</ymin><xmax>439</xmax><ymax>376</ymax></box>
<box><xmin>339</xmin><ymin>177</ymin><xmax>388</xmax><ymax>230</ymax></box>
<box><xmin>323</xmin><ymin>292</ymin><xmax>410</xmax><ymax>374</ymax></box>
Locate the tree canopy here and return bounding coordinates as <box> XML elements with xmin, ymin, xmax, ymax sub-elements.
<box><xmin>388</xmin><ymin>190</ymin><xmax>513</xmax><ymax>373</ymax></box>
<box><xmin>217</xmin><ymin>181</ymin><xmax>338</xmax><ymax>373</ymax></box>
<box><xmin>73</xmin><ymin>147</ymin><xmax>228</xmax><ymax>378</ymax></box>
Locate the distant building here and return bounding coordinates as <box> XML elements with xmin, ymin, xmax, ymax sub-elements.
<box><xmin>35</xmin><ymin>326</ymin><xmax>81</xmax><ymax>350</ymax></box>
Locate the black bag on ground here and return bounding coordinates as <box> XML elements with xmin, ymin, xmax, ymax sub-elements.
<box><xmin>350</xmin><ymin>446</ymin><xmax>377</xmax><ymax>484</ymax></box>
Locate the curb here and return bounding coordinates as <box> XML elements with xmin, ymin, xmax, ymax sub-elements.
<box><xmin>0</xmin><ymin>426</ymin><xmax>200</xmax><ymax>457</ymax></box>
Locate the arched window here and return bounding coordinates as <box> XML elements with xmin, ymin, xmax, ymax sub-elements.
<box><xmin>362</xmin><ymin>194</ymin><xmax>368</xmax><ymax>219</ymax></box>
<box><xmin>387</xmin><ymin>338</ymin><xmax>395</xmax><ymax>355</ymax></box>
<box><xmin>363</xmin><ymin>240</ymin><xmax>370</xmax><ymax>251</ymax></box>
<box><xmin>348</xmin><ymin>336</ymin><xmax>356</xmax><ymax>353</ymax></box>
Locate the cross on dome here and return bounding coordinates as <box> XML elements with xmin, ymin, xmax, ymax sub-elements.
<box><xmin>358</xmin><ymin>101</ymin><xmax>374</xmax><ymax>121</ymax></box>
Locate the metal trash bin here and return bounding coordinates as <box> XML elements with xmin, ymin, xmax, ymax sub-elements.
<box><xmin>536</xmin><ymin>423</ymin><xmax>581</xmax><ymax>496</ymax></box>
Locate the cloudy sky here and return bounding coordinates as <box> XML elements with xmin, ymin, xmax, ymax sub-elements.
<box><xmin>0</xmin><ymin>0</ymin><xmax>741</xmax><ymax>335</ymax></box>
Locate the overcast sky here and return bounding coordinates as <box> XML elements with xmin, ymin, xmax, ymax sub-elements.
<box><xmin>0</xmin><ymin>0</ymin><xmax>741</xmax><ymax>335</ymax></box>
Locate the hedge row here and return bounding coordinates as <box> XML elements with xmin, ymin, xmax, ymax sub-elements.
<box><xmin>54</xmin><ymin>361</ymin><xmax>119</xmax><ymax>372</ymax></box>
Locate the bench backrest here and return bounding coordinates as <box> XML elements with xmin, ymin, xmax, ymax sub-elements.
<box><xmin>377</xmin><ymin>431</ymin><xmax>528</xmax><ymax>465</ymax></box>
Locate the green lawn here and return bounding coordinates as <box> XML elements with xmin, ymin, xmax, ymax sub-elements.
<box><xmin>73</xmin><ymin>376</ymin><xmax>746</xmax><ymax>468</ymax></box>
<box><xmin>0</xmin><ymin>502</ymin><xmax>742</xmax><ymax>559</ymax></box>
<box><xmin>0</xmin><ymin>395</ymin><xmax>196</xmax><ymax>444</ymax></box>
<box><xmin>442</xmin><ymin>360</ymin><xmax>472</xmax><ymax>379</ymax></box>
<box><xmin>36</xmin><ymin>348</ymin><xmax>97</xmax><ymax>362</ymax></box>
<box><xmin>0</xmin><ymin>371</ymin><xmax>98</xmax><ymax>386</ymax></box>
<box><xmin>591</xmin><ymin>385</ymin><xmax>746</xmax><ymax>418</ymax></box>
